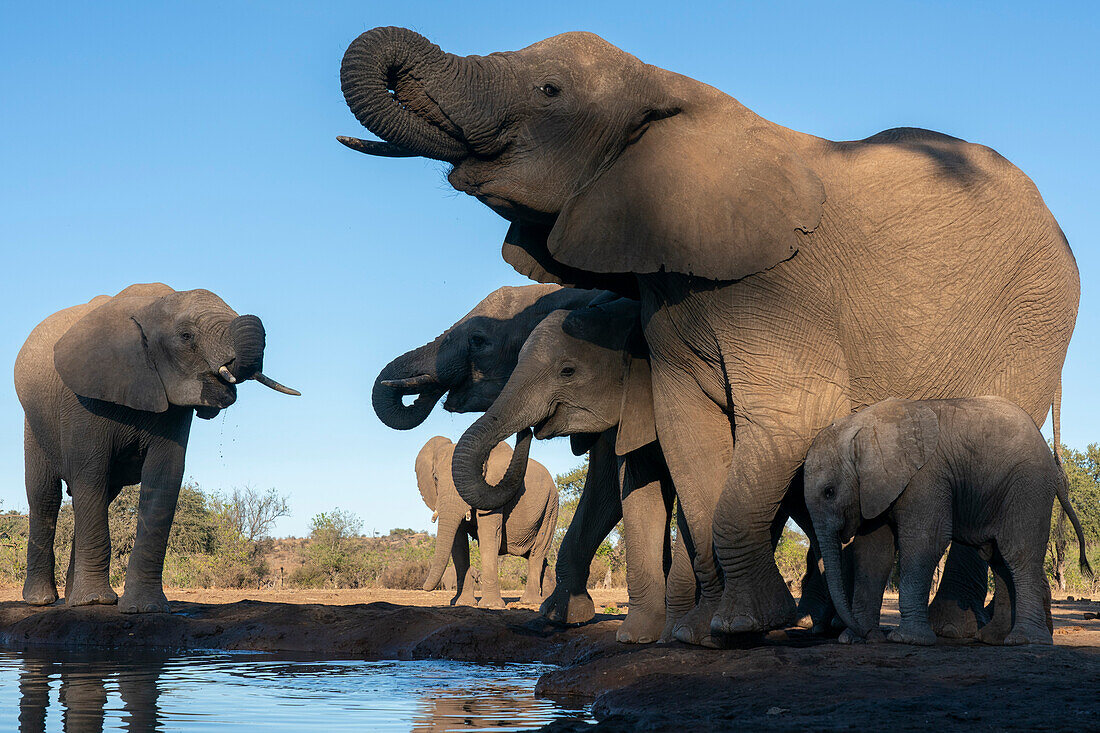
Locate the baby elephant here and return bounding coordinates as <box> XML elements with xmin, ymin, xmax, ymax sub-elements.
<box><xmin>15</xmin><ymin>283</ymin><xmax>298</xmax><ymax>613</ymax></box>
<box><xmin>416</xmin><ymin>435</ymin><xmax>558</xmax><ymax>608</ymax></box>
<box><xmin>805</xmin><ymin>396</ymin><xmax>1091</xmax><ymax>646</ymax></box>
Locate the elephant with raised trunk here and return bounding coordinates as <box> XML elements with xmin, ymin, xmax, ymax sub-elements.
<box><xmin>416</xmin><ymin>435</ymin><xmax>558</xmax><ymax>608</ymax></box>
<box><xmin>340</xmin><ymin>27</ymin><xmax>1079</xmax><ymax>640</ymax></box>
<box><xmin>15</xmin><ymin>283</ymin><xmax>299</xmax><ymax>613</ymax></box>
<box><xmin>373</xmin><ymin>283</ymin><xmax>679</xmax><ymax>640</ymax></box>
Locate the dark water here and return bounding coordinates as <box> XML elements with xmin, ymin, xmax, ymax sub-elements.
<box><xmin>0</xmin><ymin>649</ymin><xmax>591</xmax><ymax>731</ymax></box>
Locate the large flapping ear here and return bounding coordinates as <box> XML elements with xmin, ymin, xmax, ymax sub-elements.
<box><xmin>615</xmin><ymin>326</ymin><xmax>656</xmax><ymax>456</ymax></box>
<box><xmin>54</xmin><ymin>295</ymin><xmax>169</xmax><ymax>413</ymax></box>
<box><xmin>852</xmin><ymin>401</ymin><xmax>940</xmax><ymax>519</ymax></box>
<box><xmin>415</xmin><ymin>436</ymin><xmax>453</xmax><ymax>511</ymax></box>
<box><xmin>547</xmin><ymin>106</ymin><xmax>824</xmax><ymax>282</ymax></box>
<box><xmin>502</xmin><ymin>222</ymin><xmax>640</xmax><ymax>298</ymax></box>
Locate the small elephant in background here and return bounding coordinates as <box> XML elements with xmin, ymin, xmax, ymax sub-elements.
<box><xmin>15</xmin><ymin>283</ymin><xmax>299</xmax><ymax>613</ymax></box>
<box><xmin>805</xmin><ymin>396</ymin><xmax>1092</xmax><ymax>646</ymax></box>
<box><xmin>416</xmin><ymin>435</ymin><xmax>558</xmax><ymax>608</ymax></box>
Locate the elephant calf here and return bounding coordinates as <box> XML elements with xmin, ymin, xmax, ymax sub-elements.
<box><xmin>15</xmin><ymin>283</ymin><xmax>298</xmax><ymax>613</ymax></box>
<box><xmin>416</xmin><ymin>435</ymin><xmax>558</xmax><ymax>608</ymax></box>
<box><xmin>805</xmin><ymin>396</ymin><xmax>1092</xmax><ymax>646</ymax></box>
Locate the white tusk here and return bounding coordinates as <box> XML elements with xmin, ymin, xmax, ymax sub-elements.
<box><xmin>219</xmin><ymin>366</ymin><xmax>237</xmax><ymax>384</ymax></box>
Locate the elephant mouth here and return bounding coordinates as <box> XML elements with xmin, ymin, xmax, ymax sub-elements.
<box><xmin>200</xmin><ymin>375</ymin><xmax>237</xmax><ymax>409</ymax></box>
<box><xmin>532</xmin><ymin>407</ymin><xmax>560</xmax><ymax>440</ymax></box>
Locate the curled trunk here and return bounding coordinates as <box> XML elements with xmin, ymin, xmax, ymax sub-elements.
<box><xmin>373</xmin><ymin>342</ymin><xmax>448</xmax><ymax>430</ymax></box>
<box><xmin>424</xmin><ymin>512</ymin><xmax>462</xmax><ymax>591</ymax></box>
<box><xmin>228</xmin><ymin>315</ymin><xmax>266</xmax><ymax>380</ymax></box>
<box><xmin>452</xmin><ymin>423</ymin><xmax>533</xmax><ymax>511</ymax></box>
<box><xmin>821</xmin><ymin>537</ymin><xmax>864</xmax><ymax>638</ymax></box>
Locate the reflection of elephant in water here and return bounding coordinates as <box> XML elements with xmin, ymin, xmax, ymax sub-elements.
<box><xmin>15</xmin><ymin>283</ymin><xmax>298</xmax><ymax>613</ymax></box>
<box><xmin>340</xmin><ymin>28</ymin><xmax>1079</xmax><ymax>640</ymax></box>
<box><xmin>373</xmin><ymin>284</ymin><xmax>677</xmax><ymax>640</ymax></box>
<box><xmin>416</xmin><ymin>435</ymin><xmax>557</xmax><ymax>608</ymax></box>
<box><xmin>805</xmin><ymin>397</ymin><xmax>1092</xmax><ymax>646</ymax></box>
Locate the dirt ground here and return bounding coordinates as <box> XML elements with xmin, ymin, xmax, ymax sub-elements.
<box><xmin>1</xmin><ymin>587</ymin><xmax>1097</xmax><ymax>731</ymax></box>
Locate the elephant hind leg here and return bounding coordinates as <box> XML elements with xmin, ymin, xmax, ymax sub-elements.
<box><xmin>23</xmin><ymin>425</ymin><xmax>62</xmax><ymax>606</ymax></box>
<box><xmin>928</xmin><ymin>544</ymin><xmax>990</xmax><ymax>639</ymax></box>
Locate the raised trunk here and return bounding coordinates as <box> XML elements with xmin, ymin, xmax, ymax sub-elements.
<box><xmin>424</xmin><ymin>512</ymin><xmax>462</xmax><ymax>591</ymax></box>
<box><xmin>372</xmin><ymin>341</ymin><xmax>449</xmax><ymax>430</ymax></box>
<box><xmin>452</xmin><ymin>421</ymin><xmax>533</xmax><ymax>511</ymax></box>
<box><xmin>341</xmin><ymin>26</ymin><xmax>470</xmax><ymax>162</ymax></box>
<box><xmin>822</xmin><ymin>537</ymin><xmax>864</xmax><ymax>637</ymax></box>
<box><xmin>228</xmin><ymin>315</ymin><xmax>266</xmax><ymax>380</ymax></box>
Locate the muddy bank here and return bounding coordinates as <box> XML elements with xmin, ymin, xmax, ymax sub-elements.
<box><xmin>1</xmin><ymin>591</ymin><xmax>1098</xmax><ymax>731</ymax></box>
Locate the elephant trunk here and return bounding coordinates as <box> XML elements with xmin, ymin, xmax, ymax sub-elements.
<box><xmin>372</xmin><ymin>340</ymin><xmax>449</xmax><ymax>430</ymax></box>
<box><xmin>228</xmin><ymin>315</ymin><xmax>300</xmax><ymax>396</ymax></box>
<box><xmin>821</xmin><ymin>533</ymin><xmax>864</xmax><ymax>638</ymax></box>
<box><xmin>341</xmin><ymin>26</ymin><xmax>470</xmax><ymax>162</ymax></box>
<box><xmin>452</xmin><ymin>419</ymin><xmax>533</xmax><ymax>511</ymax></box>
<box><xmin>423</xmin><ymin>512</ymin><xmax>462</xmax><ymax>591</ymax></box>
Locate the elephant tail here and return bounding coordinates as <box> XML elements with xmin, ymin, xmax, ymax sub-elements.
<box><xmin>1053</xmin><ymin>450</ymin><xmax>1094</xmax><ymax>581</ymax></box>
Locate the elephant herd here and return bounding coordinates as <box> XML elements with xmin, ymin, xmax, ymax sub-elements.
<box><xmin>11</xmin><ymin>26</ymin><xmax>1087</xmax><ymax>647</ymax></box>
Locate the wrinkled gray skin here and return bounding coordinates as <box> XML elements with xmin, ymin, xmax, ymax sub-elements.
<box><xmin>805</xmin><ymin>397</ymin><xmax>1092</xmax><ymax>646</ymax></box>
<box><xmin>340</xmin><ymin>27</ymin><xmax>1079</xmax><ymax>639</ymax></box>
<box><xmin>15</xmin><ymin>283</ymin><xmax>298</xmax><ymax>613</ymax></box>
<box><xmin>451</xmin><ymin>300</ymin><xmax>706</xmax><ymax>644</ymax></box>
<box><xmin>416</xmin><ymin>435</ymin><xmax>558</xmax><ymax>607</ymax></box>
<box><xmin>373</xmin><ymin>284</ymin><xmax>680</xmax><ymax>640</ymax></box>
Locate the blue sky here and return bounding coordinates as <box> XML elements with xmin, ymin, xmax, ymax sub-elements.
<box><xmin>1</xmin><ymin>2</ymin><xmax>1096</xmax><ymax>537</ymax></box>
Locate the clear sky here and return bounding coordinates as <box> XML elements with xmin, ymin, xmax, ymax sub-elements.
<box><xmin>1</xmin><ymin>2</ymin><xmax>1096</xmax><ymax>537</ymax></box>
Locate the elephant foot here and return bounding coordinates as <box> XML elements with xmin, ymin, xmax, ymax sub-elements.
<box><xmin>928</xmin><ymin>595</ymin><xmax>986</xmax><ymax>639</ymax></box>
<box><xmin>710</xmin><ymin>579</ymin><xmax>797</xmax><ymax>636</ymax></box>
<box><xmin>1003</xmin><ymin>623</ymin><xmax>1053</xmax><ymax>646</ymax></box>
<box><xmin>887</xmin><ymin>623</ymin><xmax>937</xmax><ymax>646</ymax></box>
<box><xmin>866</xmin><ymin>627</ymin><xmax>887</xmax><ymax>643</ymax></box>
<box><xmin>837</xmin><ymin>628</ymin><xmax>863</xmax><ymax>645</ymax></box>
<box><xmin>673</xmin><ymin>602</ymin><xmax>720</xmax><ymax>648</ymax></box>
<box><xmin>23</xmin><ymin>578</ymin><xmax>59</xmax><ymax>606</ymax></box>
<box><xmin>477</xmin><ymin>594</ymin><xmax>505</xmax><ymax>610</ymax></box>
<box><xmin>540</xmin><ymin>585</ymin><xmax>595</xmax><ymax>626</ymax></box>
<box><xmin>451</xmin><ymin>592</ymin><xmax>477</xmax><ymax>607</ymax></box>
<box><xmin>66</xmin><ymin>578</ymin><xmax>118</xmax><ymax>608</ymax></box>
<box><xmin>615</xmin><ymin>604</ymin><xmax>665</xmax><ymax>644</ymax></box>
<box><xmin>515</xmin><ymin>591</ymin><xmax>544</xmax><ymax>607</ymax></box>
<box><xmin>119</xmin><ymin>585</ymin><xmax>170</xmax><ymax>614</ymax></box>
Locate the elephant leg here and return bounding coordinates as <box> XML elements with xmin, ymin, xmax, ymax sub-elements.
<box><xmin>541</xmin><ymin>435</ymin><xmax>620</xmax><ymax>625</ymax></box>
<box><xmin>928</xmin><ymin>543</ymin><xmax>990</xmax><ymax>639</ymax></box>
<box><xmin>849</xmin><ymin>521</ymin><xmax>896</xmax><ymax>641</ymax></box>
<box><xmin>451</xmin><ymin>531</ymin><xmax>476</xmax><ymax>606</ymax></box>
<box><xmin>519</xmin><ymin>550</ymin><xmax>547</xmax><ymax>606</ymax></box>
<box><xmin>888</xmin><ymin>519</ymin><xmax>949</xmax><ymax>646</ymax></box>
<box><xmin>976</xmin><ymin>546</ymin><xmax>1013</xmax><ymax>645</ymax></box>
<box><xmin>475</xmin><ymin>511</ymin><xmax>505</xmax><ymax>609</ymax></box>
<box><xmin>66</xmin><ymin>479</ymin><xmax>117</xmax><ymax>607</ymax></box>
<box><xmin>1000</xmin><ymin>533</ymin><xmax>1055</xmax><ymax>645</ymax></box>
<box><xmin>784</xmin><ymin>483</ymin><xmax>834</xmax><ymax>633</ymax></box>
<box><xmin>22</xmin><ymin>424</ymin><xmax>62</xmax><ymax>606</ymax></box>
<box><xmin>650</xmin><ymin>368</ymin><xmax>730</xmax><ymax>648</ymax></box>
<box><xmin>616</xmin><ymin>446</ymin><xmax>674</xmax><ymax>644</ymax></box>
<box><xmin>120</xmin><ymin>439</ymin><xmax>186</xmax><ymax>614</ymax></box>
<box><xmin>661</xmin><ymin>507</ymin><xmax>698</xmax><ymax>642</ymax></box>
<box><xmin>710</xmin><ymin>422</ymin><xmax>807</xmax><ymax>636</ymax></box>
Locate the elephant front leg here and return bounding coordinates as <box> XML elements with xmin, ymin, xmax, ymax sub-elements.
<box><xmin>541</xmin><ymin>436</ymin><xmax>621</xmax><ymax>625</ymax></box>
<box><xmin>928</xmin><ymin>543</ymin><xmax>990</xmax><ymax>638</ymax></box>
<box><xmin>120</xmin><ymin>440</ymin><xmax>186</xmax><ymax>614</ymax></box>
<box><xmin>888</xmin><ymin>520</ymin><xmax>950</xmax><ymax>646</ymax></box>
<box><xmin>661</xmin><ymin>508</ymin><xmax>697</xmax><ymax>642</ymax></box>
<box><xmin>848</xmin><ymin>521</ymin><xmax>897</xmax><ymax>641</ymax></box>
<box><xmin>475</xmin><ymin>511</ymin><xmax>505</xmax><ymax>609</ymax></box>
<box><xmin>22</xmin><ymin>427</ymin><xmax>63</xmax><ymax>606</ymax></box>
<box><xmin>451</xmin><ymin>531</ymin><xmax>477</xmax><ymax>607</ymax></box>
<box><xmin>66</xmin><ymin>481</ymin><xmax>118</xmax><ymax>607</ymax></box>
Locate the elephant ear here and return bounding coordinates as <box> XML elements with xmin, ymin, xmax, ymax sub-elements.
<box><xmin>615</xmin><ymin>329</ymin><xmax>656</xmax><ymax>457</ymax></box>
<box><xmin>415</xmin><ymin>436</ymin><xmax>453</xmax><ymax>511</ymax></box>
<box><xmin>853</xmin><ymin>401</ymin><xmax>940</xmax><ymax>519</ymax></box>
<box><xmin>546</xmin><ymin>107</ymin><xmax>824</xmax><ymax>282</ymax></box>
<box><xmin>54</xmin><ymin>295</ymin><xmax>169</xmax><ymax>413</ymax></box>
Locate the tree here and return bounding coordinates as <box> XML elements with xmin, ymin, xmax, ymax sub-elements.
<box><xmin>213</xmin><ymin>486</ymin><xmax>291</xmax><ymax>542</ymax></box>
<box><xmin>305</xmin><ymin>509</ymin><xmax>364</xmax><ymax>587</ymax></box>
<box><xmin>1050</xmin><ymin>443</ymin><xmax>1100</xmax><ymax>591</ymax></box>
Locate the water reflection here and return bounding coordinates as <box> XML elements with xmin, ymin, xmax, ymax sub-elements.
<box><xmin>1</xmin><ymin>650</ymin><xmax>589</xmax><ymax>732</ymax></box>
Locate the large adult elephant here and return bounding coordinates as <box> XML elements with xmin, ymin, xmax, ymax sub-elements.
<box><xmin>339</xmin><ymin>28</ymin><xmax>1078</xmax><ymax>638</ymax></box>
<box><xmin>373</xmin><ymin>284</ymin><xmax>681</xmax><ymax>641</ymax></box>
<box><xmin>15</xmin><ymin>283</ymin><xmax>298</xmax><ymax>613</ymax></box>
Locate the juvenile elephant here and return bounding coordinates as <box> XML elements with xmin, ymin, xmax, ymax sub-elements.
<box><xmin>340</xmin><ymin>28</ymin><xmax>1079</xmax><ymax>639</ymax></box>
<box><xmin>804</xmin><ymin>397</ymin><xmax>1092</xmax><ymax>646</ymax></box>
<box><xmin>373</xmin><ymin>283</ymin><xmax>677</xmax><ymax>641</ymax></box>
<box><xmin>15</xmin><ymin>283</ymin><xmax>298</xmax><ymax>613</ymax></box>
<box><xmin>416</xmin><ymin>435</ymin><xmax>557</xmax><ymax>608</ymax></box>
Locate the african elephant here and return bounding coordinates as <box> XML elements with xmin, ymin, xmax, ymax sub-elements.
<box><xmin>805</xmin><ymin>397</ymin><xmax>1092</xmax><ymax>645</ymax></box>
<box><xmin>339</xmin><ymin>28</ymin><xmax>1079</xmax><ymax>639</ymax></box>
<box><xmin>15</xmin><ymin>283</ymin><xmax>298</xmax><ymax>613</ymax></box>
<box><xmin>416</xmin><ymin>435</ymin><xmax>558</xmax><ymax>608</ymax></box>
<box><xmin>373</xmin><ymin>283</ymin><xmax>676</xmax><ymax>640</ymax></box>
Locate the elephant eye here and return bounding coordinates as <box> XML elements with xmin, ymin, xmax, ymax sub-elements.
<box><xmin>822</xmin><ymin>486</ymin><xmax>836</xmax><ymax>499</ymax></box>
<box><xmin>560</xmin><ymin>365</ymin><xmax>575</xmax><ymax>379</ymax></box>
<box><xmin>540</xmin><ymin>83</ymin><xmax>560</xmax><ymax>98</ymax></box>
<box><xmin>179</xmin><ymin>331</ymin><xmax>194</xmax><ymax>343</ymax></box>
<box><xmin>469</xmin><ymin>334</ymin><xmax>488</xmax><ymax>349</ymax></box>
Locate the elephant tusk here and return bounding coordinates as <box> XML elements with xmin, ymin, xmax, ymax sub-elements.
<box><xmin>218</xmin><ymin>366</ymin><xmax>237</xmax><ymax>384</ymax></box>
<box><xmin>253</xmin><ymin>373</ymin><xmax>301</xmax><ymax>396</ymax></box>
<box><xmin>380</xmin><ymin>374</ymin><xmax>436</xmax><ymax>391</ymax></box>
<box><xmin>337</xmin><ymin>136</ymin><xmax>418</xmax><ymax>158</ymax></box>
<box><xmin>431</xmin><ymin>511</ymin><xmax>438</xmax><ymax>523</ymax></box>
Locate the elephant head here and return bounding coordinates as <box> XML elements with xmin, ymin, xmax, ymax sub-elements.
<box><xmin>373</xmin><ymin>284</ymin><xmax>605</xmax><ymax>430</ymax></box>
<box><xmin>340</xmin><ymin>28</ymin><xmax>823</xmax><ymax>295</ymax></box>
<box><xmin>53</xmin><ymin>283</ymin><xmax>299</xmax><ymax>419</ymax></box>
<box><xmin>803</xmin><ymin>399</ymin><xmax>940</xmax><ymax>636</ymax></box>
<box><xmin>416</xmin><ymin>435</ymin><xmax>518</xmax><ymax>590</ymax></box>
<box><xmin>451</xmin><ymin>298</ymin><xmax>655</xmax><ymax>510</ymax></box>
